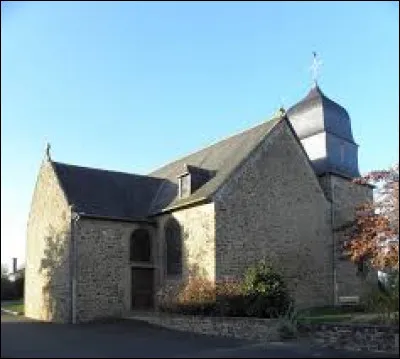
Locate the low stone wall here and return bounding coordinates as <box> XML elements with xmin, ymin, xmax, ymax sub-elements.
<box><xmin>129</xmin><ymin>312</ymin><xmax>399</xmax><ymax>354</ymax></box>
<box><xmin>300</xmin><ymin>323</ymin><xmax>399</xmax><ymax>354</ymax></box>
<box><xmin>128</xmin><ymin>312</ymin><xmax>280</xmax><ymax>341</ymax></box>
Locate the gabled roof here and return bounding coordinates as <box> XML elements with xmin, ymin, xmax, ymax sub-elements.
<box><xmin>148</xmin><ymin>116</ymin><xmax>281</xmax><ymax>214</ymax></box>
<box><xmin>51</xmin><ymin>115</ymin><xmax>282</xmax><ymax>220</ymax></box>
<box><xmin>52</xmin><ymin>162</ymin><xmax>163</xmax><ymax>220</ymax></box>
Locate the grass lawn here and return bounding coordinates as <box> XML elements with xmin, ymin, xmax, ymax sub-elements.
<box><xmin>297</xmin><ymin>306</ymin><xmax>399</xmax><ymax>325</ymax></box>
<box><xmin>298</xmin><ymin>305</ymin><xmax>363</xmax><ymax>323</ymax></box>
<box><xmin>299</xmin><ymin>305</ymin><xmax>365</xmax><ymax>316</ymax></box>
<box><xmin>299</xmin><ymin>314</ymin><xmax>353</xmax><ymax>324</ymax></box>
<box><xmin>1</xmin><ymin>300</ymin><xmax>24</xmax><ymax>314</ymax></box>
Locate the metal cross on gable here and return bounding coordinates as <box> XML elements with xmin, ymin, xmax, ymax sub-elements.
<box><xmin>310</xmin><ymin>51</ymin><xmax>323</xmax><ymax>86</ymax></box>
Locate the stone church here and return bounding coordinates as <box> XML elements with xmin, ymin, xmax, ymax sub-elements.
<box><xmin>25</xmin><ymin>84</ymin><xmax>373</xmax><ymax>323</ymax></box>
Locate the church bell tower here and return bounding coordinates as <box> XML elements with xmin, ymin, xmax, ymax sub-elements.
<box><xmin>286</xmin><ymin>53</ymin><xmax>360</xmax><ymax>179</ymax></box>
<box><xmin>286</xmin><ymin>53</ymin><xmax>374</xmax><ymax>305</ymax></box>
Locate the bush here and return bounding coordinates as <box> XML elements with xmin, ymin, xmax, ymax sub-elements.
<box><xmin>14</xmin><ymin>276</ymin><xmax>24</xmax><ymax>299</ymax></box>
<box><xmin>158</xmin><ymin>261</ymin><xmax>292</xmax><ymax>319</ymax></box>
<box><xmin>1</xmin><ymin>268</ymin><xmax>24</xmax><ymax>301</ymax></box>
<box><xmin>177</xmin><ymin>277</ymin><xmax>215</xmax><ymax>304</ymax></box>
<box><xmin>176</xmin><ymin>277</ymin><xmax>216</xmax><ymax>315</ymax></box>
<box><xmin>216</xmin><ymin>280</ymin><xmax>247</xmax><ymax>317</ymax></box>
<box><xmin>158</xmin><ymin>277</ymin><xmax>246</xmax><ymax>316</ymax></box>
<box><xmin>242</xmin><ymin>261</ymin><xmax>292</xmax><ymax>318</ymax></box>
<box><xmin>158</xmin><ymin>277</ymin><xmax>217</xmax><ymax>315</ymax></box>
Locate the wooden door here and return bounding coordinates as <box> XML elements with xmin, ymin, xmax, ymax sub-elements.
<box><xmin>131</xmin><ymin>268</ymin><xmax>154</xmax><ymax>309</ymax></box>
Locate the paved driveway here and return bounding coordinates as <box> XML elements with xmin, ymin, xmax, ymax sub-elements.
<box><xmin>1</xmin><ymin>313</ymin><xmax>397</xmax><ymax>358</ymax></box>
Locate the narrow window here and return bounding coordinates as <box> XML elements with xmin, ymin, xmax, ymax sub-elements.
<box><xmin>130</xmin><ymin>228</ymin><xmax>151</xmax><ymax>262</ymax></box>
<box><xmin>165</xmin><ymin>219</ymin><xmax>182</xmax><ymax>276</ymax></box>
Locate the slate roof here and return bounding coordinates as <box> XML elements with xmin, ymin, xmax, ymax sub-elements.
<box><xmin>52</xmin><ymin>162</ymin><xmax>164</xmax><ymax>220</ymax></box>
<box><xmin>287</xmin><ymin>85</ymin><xmax>356</xmax><ymax>144</ymax></box>
<box><xmin>148</xmin><ymin>116</ymin><xmax>281</xmax><ymax>214</ymax></box>
<box><xmin>287</xmin><ymin>85</ymin><xmax>360</xmax><ymax>178</ymax></box>
<box><xmin>51</xmin><ymin>115</ymin><xmax>282</xmax><ymax>220</ymax></box>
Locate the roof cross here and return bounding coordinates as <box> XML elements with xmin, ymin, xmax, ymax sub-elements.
<box><xmin>310</xmin><ymin>51</ymin><xmax>323</xmax><ymax>86</ymax></box>
<box><xmin>45</xmin><ymin>142</ymin><xmax>51</xmax><ymax>161</ymax></box>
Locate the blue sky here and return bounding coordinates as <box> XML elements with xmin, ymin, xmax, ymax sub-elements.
<box><xmin>1</xmin><ymin>1</ymin><xmax>399</xmax><ymax>266</ymax></box>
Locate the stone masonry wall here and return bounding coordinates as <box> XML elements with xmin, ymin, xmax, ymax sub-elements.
<box><xmin>330</xmin><ymin>174</ymin><xmax>373</xmax><ymax>228</ymax></box>
<box><xmin>74</xmin><ymin>219</ymin><xmax>156</xmax><ymax>322</ymax></box>
<box><xmin>130</xmin><ymin>313</ymin><xmax>399</xmax><ymax>354</ymax></box>
<box><xmin>25</xmin><ymin>159</ymin><xmax>72</xmax><ymax>323</ymax></box>
<box><xmin>129</xmin><ymin>312</ymin><xmax>280</xmax><ymax>341</ymax></box>
<box><xmin>301</xmin><ymin>323</ymin><xmax>399</xmax><ymax>354</ymax></box>
<box><xmin>156</xmin><ymin>203</ymin><xmax>215</xmax><ymax>304</ymax></box>
<box><xmin>330</xmin><ymin>174</ymin><xmax>375</xmax><ymax>301</ymax></box>
<box><xmin>214</xmin><ymin>119</ymin><xmax>334</xmax><ymax>308</ymax></box>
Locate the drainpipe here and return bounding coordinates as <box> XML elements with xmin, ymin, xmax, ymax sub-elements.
<box><xmin>70</xmin><ymin>207</ymin><xmax>80</xmax><ymax>324</ymax></box>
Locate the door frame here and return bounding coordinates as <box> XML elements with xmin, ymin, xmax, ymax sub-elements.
<box><xmin>128</xmin><ymin>226</ymin><xmax>158</xmax><ymax>311</ymax></box>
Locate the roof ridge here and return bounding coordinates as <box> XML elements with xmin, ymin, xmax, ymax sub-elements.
<box><xmin>49</xmin><ymin>114</ymin><xmax>284</xmax><ymax>219</ymax></box>
<box><xmin>152</xmin><ymin>116</ymin><xmax>283</xmax><ymax>214</ymax></box>
<box><xmin>53</xmin><ymin>161</ymin><xmax>161</xmax><ymax>180</ymax></box>
<box><xmin>149</xmin><ymin>115</ymin><xmax>282</xmax><ymax>176</ymax></box>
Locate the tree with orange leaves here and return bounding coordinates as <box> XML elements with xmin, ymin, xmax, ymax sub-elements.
<box><xmin>343</xmin><ymin>163</ymin><xmax>399</xmax><ymax>272</ymax></box>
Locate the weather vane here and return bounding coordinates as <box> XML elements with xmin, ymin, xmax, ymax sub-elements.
<box><xmin>310</xmin><ymin>51</ymin><xmax>323</xmax><ymax>86</ymax></box>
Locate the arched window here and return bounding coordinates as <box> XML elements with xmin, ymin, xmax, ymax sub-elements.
<box><xmin>130</xmin><ymin>228</ymin><xmax>151</xmax><ymax>262</ymax></box>
<box><xmin>165</xmin><ymin>218</ymin><xmax>182</xmax><ymax>276</ymax></box>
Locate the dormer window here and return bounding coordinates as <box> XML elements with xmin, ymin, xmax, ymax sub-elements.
<box><xmin>177</xmin><ymin>164</ymin><xmax>215</xmax><ymax>199</ymax></box>
<box><xmin>178</xmin><ymin>173</ymin><xmax>191</xmax><ymax>198</ymax></box>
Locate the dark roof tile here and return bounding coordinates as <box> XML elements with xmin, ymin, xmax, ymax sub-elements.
<box><xmin>148</xmin><ymin>116</ymin><xmax>281</xmax><ymax>214</ymax></box>
<box><xmin>52</xmin><ymin>162</ymin><xmax>164</xmax><ymax>220</ymax></box>
<box><xmin>52</xmin><ymin>115</ymin><xmax>282</xmax><ymax>219</ymax></box>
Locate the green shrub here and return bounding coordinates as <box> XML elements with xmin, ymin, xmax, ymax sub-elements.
<box><xmin>242</xmin><ymin>261</ymin><xmax>292</xmax><ymax>318</ymax></box>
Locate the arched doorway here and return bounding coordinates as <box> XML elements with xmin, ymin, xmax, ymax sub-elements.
<box><xmin>130</xmin><ymin>228</ymin><xmax>154</xmax><ymax>309</ymax></box>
